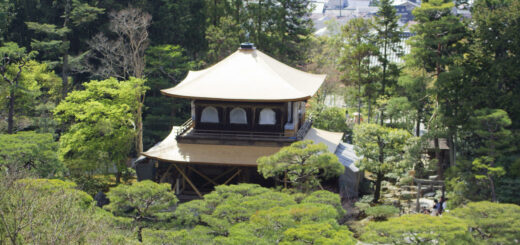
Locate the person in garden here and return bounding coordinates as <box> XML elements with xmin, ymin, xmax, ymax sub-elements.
<box><xmin>432</xmin><ymin>199</ymin><xmax>439</xmax><ymax>216</ymax></box>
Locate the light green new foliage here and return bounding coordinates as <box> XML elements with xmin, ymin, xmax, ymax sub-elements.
<box><xmin>0</xmin><ymin>43</ymin><xmax>60</xmax><ymax>133</ymax></box>
<box><xmin>360</xmin><ymin>214</ymin><xmax>474</xmax><ymax>244</ymax></box>
<box><xmin>353</xmin><ymin>123</ymin><xmax>412</xmax><ymax>202</ymax></box>
<box><xmin>0</xmin><ymin>176</ymin><xmax>104</xmax><ymax>245</ymax></box>
<box><xmin>312</xmin><ymin>107</ymin><xmax>349</xmax><ymax>133</ymax></box>
<box><xmin>365</xmin><ymin>205</ymin><xmax>399</xmax><ymax>221</ymax></box>
<box><xmin>0</xmin><ymin>131</ymin><xmax>66</xmax><ymax>177</ymax></box>
<box><xmin>301</xmin><ymin>190</ymin><xmax>346</xmax><ymax>217</ymax></box>
<box><xmin>147</xmin><ymin>184</ymin><xmax>354</xmax><ymax>244</ymax></box>
<box><xmin>174</xmin><ymin>184</ymin><xmax>296</xmax><ymax>234</ymax></box>
<box><xmin>142</xmin><ymin>225</ymin><xmax>214</xmax><ymax>245</ymax></box>
<box><xmin>17</xmin><ymin>178</ymin><xmax>93</xmax><ymax>208</ymax></box>
<box><xmin>222</xmin><ymin>203</ymin><xmax>340</xmax><ymax>244</ymax></box>
<box><xmin>448</xmin><ymin>201</ymin><xmax>520</xmax><ymax>244</ymax></box>
<box><xmin>54</xmin><ymin>77</ymin><xmax>148</xmax><ymax>176</ymax></box>
<box><xmin>257</xmin><ymin>140</ymin><xmax>344</xmax><ymax>193</ymax></box>
<box><xmin>280</xmin><ymin>223</ymin><xmax>357</xmax><ymax>245</ymax></box>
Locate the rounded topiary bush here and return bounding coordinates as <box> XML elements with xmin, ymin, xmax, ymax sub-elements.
<box><xmin>365</xmin><ymin>205</ymin><xmax>399</xmax><ymax>221</ymax></box>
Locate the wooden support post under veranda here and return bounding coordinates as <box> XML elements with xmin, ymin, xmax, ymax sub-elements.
<box><xmin>187</xmin><ymin>165</ymin><xmax>218</xmax><ymax>186</ymax></box>
<box><xmin>223</xmin><ymin>169</ymin><xmax>242</xmax><ymax>185</ymax></box>
<box><xmin>173</xmin><ymin>163</ymin><xmax>202</xmax><ymax>198</ymax></box>
<box><xmin>201</xmin><ymin>167</ymin><xmax>238</xmax><ymax>188</ymax></box>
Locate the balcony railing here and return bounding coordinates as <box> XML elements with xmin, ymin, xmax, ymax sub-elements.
<box><xmin>175</xmin><ymin>118</ymin><xmax>313</xmax><ymax>142</ymax></box>
<box><xmin>296</xmin><ymin>118</ymin><xmax>313</xmax><ymax>140</ymax></box>
<box><xmin>176</xmin><ymin>118</ymin><xmax>193</xmax><ymax>137</ymax></box>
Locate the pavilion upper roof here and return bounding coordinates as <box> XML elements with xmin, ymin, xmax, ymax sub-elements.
<box><xmin>161</xmin><ymin>48</ymin><xmax>326</xmax><ymax>102</ymax></box>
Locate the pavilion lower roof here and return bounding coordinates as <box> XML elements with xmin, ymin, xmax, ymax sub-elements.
<box><xmin>140</xmin><ymin>127</ymin><xmax>343</xmax><ymax>166</ymax></box>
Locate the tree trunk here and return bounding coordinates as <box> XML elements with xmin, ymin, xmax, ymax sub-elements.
<box><xmin>137</xmin><ymin>225</ymin><xmax>143</xmax><ymax>242</ymax></box>
<box><xmin>488</xmin><ymin>175</ymin><xmax>497</xmax><ymax>202</ymax></box>
<box><xmin>116</xmin><ymin>170</ymin><xmax>121</xmax><ymax>184</ymax></box>
<box><xmin>7</xmin><ymin>89</ymin><xmax>15</xmax><ymax>134</ymax></box>
<box><xmin>61</xmin><ymin>50</ymin><xmax>69</xmax><ymax>99</ymax></box>
<box><xmin>434</xmin><ymin>137</ymin><xmax>442</xmax><ymax>178</ymax></box>
<box><xmin>380</xmin><ymin>49</ymin><xmax>387</xmax><ymax>126</ymax></box>
<box><xmin>367</xmin><ymin>98</ymin><xmax>371</xmax><ymax>123</ymax></box>
<box><xmin>136</xmin><ymin>93</ymin><xmax>145</xmax><ymax>155</ymax></box>
<box><xmin>447</xmin><ymin>130</ymin><xmax>455</xmax><ymax>167</ymax></box>
<box><xmin>373</xmin><ymin>173</ymin><xmax>383</xmax><ymax>203</ymax></box>
<box><xmin>357</xmin><ymin>81</ymin><xmax>361</xmax><ymax>124</ymax></box>
<box><xmin>416</xmin><ymin>108</ymin><xmax>421</xmax><ymax>137</ymax></box>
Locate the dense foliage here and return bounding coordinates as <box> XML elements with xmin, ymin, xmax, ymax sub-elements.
<box><xmin>142</xmin><ymin>184</ymin><xmax>356</xmax><ymax>244</ymax></box>
<box><xmin>257</xmin><ymin>140</ymin><xmax>344</xmax><ymax>192</ymax></box>
<box><xmin>0</xmin><ymin>173</ymin><xmax>129</xmax><ymax>244</ymax></box>
<box><xmin>0</xmin><ymin>131</ymin><xmax>65</xmax><ymax>177</ymax></box>
<box><xmin>360</xmin><ymin>214</ymin><xmax>475</xmax><ymax>244</ymax></box>
<box><xmin>0</xmin><ymin>0</ymin><xmax>520</xmax><ymax>243</ymax></box>
<box><xmin>353</xmin><ymin>123</ymin><xmax>412</xmax><ymax>202</ymax></box>
<box><xmin>448</xmin><ymin>201</ymin><xmax>520</xmax><ymax>244</ymax></box>
<box><xmin>54</xmin><ymin>77</ymin><xmax>147</xmax><ymax>181</ymax></box>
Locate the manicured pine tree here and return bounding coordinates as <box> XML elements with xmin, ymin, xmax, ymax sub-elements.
<box><xmin>353</xmin><ymin>123</ymin><xmax>411</xmax><ymax>203</ymax></box>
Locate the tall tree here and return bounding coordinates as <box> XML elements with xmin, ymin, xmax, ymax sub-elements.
<box><xmin>245</xmin><ymin>0</ymin><xmax>313</xmax><ymax>65</ymax></box>
<box><xmin>353</xmin><ymin>123</ymin><xmax>412</xmax><ymax>202</ymax></box>
<box><xmin>205</xmin><ymin>16</ymin><xmax>244</xmax><ymax>64</ymax></box>
<box><xmin>273</xmin><ymin>0</ymin><xmax>313</xmax><ymax>65</ymax></box>
<box><xmin>398</xmin><ymin>67</ymin><xmax>433</xmax><ymax>137</ymax></box>
<box><xmin>54</xmin><ymin>77</ymin><xmax>147</xmax><ymax>182</ymax></box>
<box><xmin>470</xmin><ymin>109</ymin><xmax>514</xmax><ymax>202</ymax></box>
<box><xmin>0</xmin><ymin>43</ymin><xmax>36</xmax><ymax>134</ymax></box>
<box><xmin>409</xmin><ymin>0</ymin><xmax>467</xmax><ymax>167</ymax></box>
<box><xmin>373</xmin><ymin>0</ymin><xmax>402</xmax><ymax>125</ymax></box>
<box><xmin>469</xmin><ymin>0</ymin><xmax>520</xmax><ymax>130</ymax></box>
<box><xmin>143</xmin><ymin>45</ymin><xmax>194</xmax><ymax>149</ymax></box>
<box><xmin>25</xmin><ymin>0</ymin><xmax>103</xmax><ymax>99</ymax></box>
<box><xmin>305</xmin><ymin>20</ymin><xmax>344</xmax><ymax>101</ymax></box>
<box><xmin>0</xmin><ymin>0</ymin><xmax>14</xmax><ymax>40</ymax></box>
<box><xmin>85</xmin><ymin>8</ymin><xmax>151</xmax><ymax>155</ymax></box>
<box><xmin>339</xmin><ymin>18</ymin><xmax>377</xmax><ymax>124</ymax></box>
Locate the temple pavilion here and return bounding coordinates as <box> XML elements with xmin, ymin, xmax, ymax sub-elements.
<box><xmin>135</xmin><ymin>43</ymin><xmax>361</xmax><ymax>199</ymax></box>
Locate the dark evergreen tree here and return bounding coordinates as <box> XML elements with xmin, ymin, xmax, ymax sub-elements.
<box><xmin>373</xmin><ymin>0</ymin><xmax>402</xmax><ymax>125</ymax></box>
<box><xmin>25</xmin><ymin>0</ymin><xmax>103</xmax><ymax>99</ymax></box>
<box><xmin>409</xmin><ymin>0</ymin><xmax>468</xmax><ymax>169</ymax></box>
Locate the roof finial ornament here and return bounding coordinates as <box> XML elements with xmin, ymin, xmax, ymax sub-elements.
<box><xmin>240</xmin><ymin>42</ymin><xmax>255</xmax><ymax>50</ymax></box>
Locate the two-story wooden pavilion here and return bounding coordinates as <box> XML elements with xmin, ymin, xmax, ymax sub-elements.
<box><xmin>135</xmin><ymin>43</ymin><xmax>361</xmax><ymax>199</ymax></box>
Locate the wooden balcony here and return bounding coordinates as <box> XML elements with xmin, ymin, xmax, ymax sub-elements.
<box><xmin>175</xmin><ymin>118</ymin><xmax>313</xmax><ymax>145</ymax></box>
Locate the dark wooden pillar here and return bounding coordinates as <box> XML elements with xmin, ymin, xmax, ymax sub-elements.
<box><xmin>416</xmin><ymin>182</ymin><xmax>421</xmax><ymax>213</ymax></box>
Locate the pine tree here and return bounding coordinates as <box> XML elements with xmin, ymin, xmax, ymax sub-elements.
<box><xmin>373</xmin><ymin>0</ymin><xmax>402</xmax><ymax>125</ymax></box>
<box><xmin>339</xmin><ymin>18</ymin><xmax>377</xmax><ymax>124</ymax></box>
<box><xmin>470</xmin><ymin>109</ymin><xmax>514</xmax><ymax>202</ymax></box>
<box><xmin>353</xmin><ymin>123</ymin><xmax>412</xmax><ymax>203</ymax></box>
<box><xmin>0</xmin><ymin>43</ymin><xmax>37</xmax><ymax>134</ymax></box>
<box><xmin>409</xmin><ymin>0</ymin><xmax>467</xmax><ymax>168</ymax></box>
